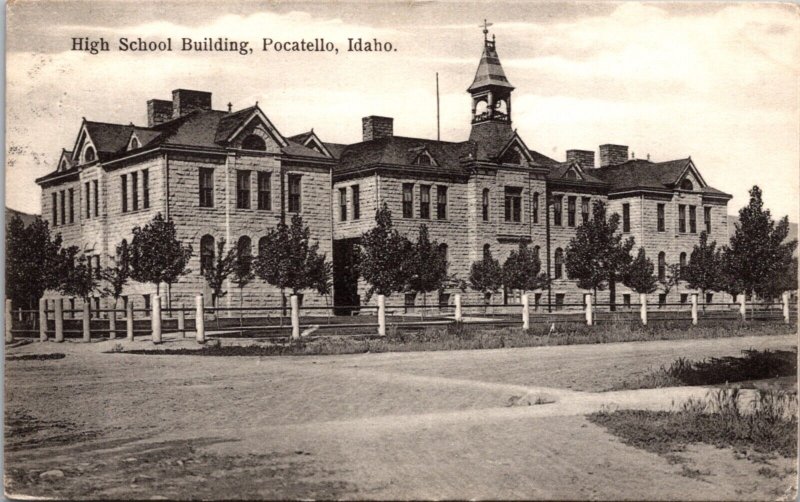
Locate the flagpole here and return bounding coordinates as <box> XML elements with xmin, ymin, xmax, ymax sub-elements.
<box><xmin>436</xmin><ymin>72</ymin><xmax>440</xmax><ymax>141</ymax></box>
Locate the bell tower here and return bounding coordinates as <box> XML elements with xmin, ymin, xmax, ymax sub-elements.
<box><xmin>468</xmin><ymin>20</ymin><xmax>515</xmax><ymax>126</ymax></box>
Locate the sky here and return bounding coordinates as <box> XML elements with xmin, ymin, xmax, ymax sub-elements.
<box><xmin>6</xmin><ymin>1</ymin><xmax>799</xmax><ymax>222</ymax></box>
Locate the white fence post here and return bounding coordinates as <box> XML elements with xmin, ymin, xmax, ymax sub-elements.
<box><xmin>82</xmin><ymin>302</ymin><xmax>91</xmax><ymax>342</ymax></box>
<box><xmin>782</xmin><ymin>292</ymin><xmax>790</xmax><ymax>324</ymax></box>
<box><xmin>109</xmin><ymin>305</ymin><xmax>117</xmax><ymax>340</ymax></box>
<box><xmin>5</xmin><ymin>299</ymin><xmax>13</xmax><ymax>343</ymax></box>
<box><xmin>39</xmin><ymin>298</ymin><xmax>47</xmax><ymax>342</ymax></box>
<box><xmin>691</xmin><ymin>293</ymin><xmax>698</xmax><ymax>326</ymax></box>
<box><xmin>195</xmin><ymin>294</ymin><xmax>206</xmax><ymax>344</ymax></box>
<box><xmin>55</xmin><ymin>299</ymin><xmax>64</xmax><ymax>342</ymax></box>
<box><xmin>152</xmin><ymin>295</ymin><xmax>162</xmax><ymax>344</ymax></box>
<box><xmin>178</xmin><ymin>307</ymin><xmax>186</xmax><ymax>338</ymax></box>
<box><xmin>738</xmin><ymin>294</ymin><xmax>746</xmax><ymax>321</ymax></box>
<box><xmin>454</xmin><ymin>293</ymin><xmax>462</xmax><ymax>322</ymax></box>
<box><xmin>521</xmin><ymin>294</ymin><xmax>530</xmax><ymax>330</ymax></box>
<box><xmin>290</xmin><ymin>295</ymin><xmax>300</xmax><ymax>340</ymax></box>
<box><xmin>640</xmin><ymin>293</ymin><xmax>648</xmax><ymax>326</ymax></box>
<box><xmin>585</xmin><ymin>293</ymin><xmax>593</xmax><ymax>326</ymax></box>
<box><xmin>126</xmin><ymin>302</ymin><xmax>134</xmax><ymax>341</ymax></box>
<box><xmin>378</xmin><ymin>295</ymin><xmax>386</xmax><ymax>336</ymax></box>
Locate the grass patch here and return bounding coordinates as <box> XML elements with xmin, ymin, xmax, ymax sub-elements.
<box><xmin>615</xmin><ymin>349</ymin><xmax>797</xmax><ymax>390</ymax></box>
<box><xmin>6</xmin><ymin>353</ymin><xmax>66</xmax><ymax>361</ymax></box>
<box><xmin>588</xmin><ymin>388</ymin><xmax>798</xmax><ymax>458</ymax></box>
<box><xmin>116</xmin><ymin>321</ymin><xmax>795</xmax><ymax>357</ymax></box>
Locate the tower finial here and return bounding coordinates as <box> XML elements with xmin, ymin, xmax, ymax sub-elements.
<box><xmin>480</xmin><ymin>19</ymin><xmax>493</xmax><ymax>42</ymax></box>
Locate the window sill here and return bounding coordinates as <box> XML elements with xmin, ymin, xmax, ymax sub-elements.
<box><xmin>121</xmin><ymin>207</ymin><xmax>151</xmax><ymax>216</ymax></box>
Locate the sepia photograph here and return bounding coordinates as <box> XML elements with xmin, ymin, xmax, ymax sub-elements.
<box><xmin>4</xmin><ymin>1</ymin><xmax>799</xmax><ymax>499</ymax></box>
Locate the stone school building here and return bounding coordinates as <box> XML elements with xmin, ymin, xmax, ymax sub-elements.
<box><xmin>37</xmin><ymin>32</ymin><xmax>731</xmax><ymax>313</ymax></box>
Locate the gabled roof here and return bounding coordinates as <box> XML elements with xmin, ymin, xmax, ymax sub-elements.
<box><xmin>288</xmin><ymin>130</ymin><xmax>333</xmax><ymax>158</ymax></box>
<box><xmin>547</xmin><ymin>161</ymin><xmax>606</xmax><ymax>184</ymax></box>
<box><xmin>468</xmin><ymin>121</ymin><xmax>516</xmax><ymax>161</ymax></box>
<box><xmin>83</xmin><ymin>121</ymin><xmax>134</xmax><ymax>158</ymax></box>
<box><xmin>468</xmin><ymin>41</ymin><xmax>514</xmax><ymax>92</ymax></box>
<box><xmin>528</xmin><ymin>150</ymin><xmax>559</xmax><ymax>167</ymax></box>
<box><xmin>592</xmin><ymin>158</ymin><xmax>730</xmax><ymax>197</ymax></box>
<box><xmin>335</xmin><ymin>136</ymin><xmax>472</xmax><ymax>177</ymax></box>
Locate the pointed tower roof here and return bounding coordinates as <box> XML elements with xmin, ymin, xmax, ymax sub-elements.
<box><xmin>468</xmin><ymin>38</ymin><xmax>515</xmax><ymax>93</ymax></box>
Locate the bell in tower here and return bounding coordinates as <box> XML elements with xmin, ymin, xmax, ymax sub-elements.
<box><xmin>468</xmin><ymin>20</ymin><xmax>515</xmax><ymax>126</ymax></box>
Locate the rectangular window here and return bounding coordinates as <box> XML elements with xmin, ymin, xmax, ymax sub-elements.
<box><xmin>143</xmin><ymin>295</ymin><xmax>151</xmax><ymax>311</ymax></box>
<box><xmin>131</xmin><ymin>172</ymin><xmax>139</xmax><ymax>211</ymax></box>
<box><xmin>678</xmin><ymin>204</ymin><xmax>686</xmax><ymax>233</ymax></box>
<box><xmin>581</xmin><ymin>197</ymin><xmax>590</xmax><ymax>224</ymax></box>
<box><xmin>68</xmin><ymin>188</ymin><xmax>74</xmax><ymax>223</ymax></box>
<box><xmin>555</xmin><ymin>293</ymin><xmax>565</xmax><ymax>311</ymax></box>
<box><xmin>352</xmin><ymin>185</ymin><xmax>360</xmax><ymax>219</ymax></box>
<box><xmin>568</xmin><ymin>196</ymin><xmax>576</xmax><ymax>227</ymax></box>
<box><xmin>236</xmin><ymin>170</ymin><xmax>251</xmax><ymax>209</ymax></box>
<box><xmin>504</xmin><ymin>187</ymin><xmax>522</xmax><ymax>222</ymax></box>
<box><xmin>94</xmin><ymin>255</ymin><xmax>101</xmax><ymax>279</ymax></box>
<box><xmin>288</xmin><ymin>174</ymin><xmax>302</xmax><ymax>212</ymax></box>
<box><xmin>659</xmin><ymin>294</ymin><xmax>667</xmax><ymax>307</ymax></box>
<box><xmin>704</xmin><ymin>206</ymin><xmax>711</xmax><ymax>234</ymax></box>
<box><xmin>689</xmin><ymin>205</ymin><xmax>696</xmax><ymax>233</ymax></box>
<box><xmin>339</xmin><ymin>187</ymin><xmax>347</xmax><ymax>221</ymax></box>
<box><xmin>85</xmin><ymin>182</ymin><xmax>91</xmax><ymax>218</ymax></box>
<box><xmin>534</xmin><ymin>293</ymin><xmax>542</xmax><ymax>309</ymax></box>
<box><xmin>622</xmin><ymin>203</ymin><xmax>630</xmax><ymax>232</ymax></box>
<box><xmin>121</xmin><ymin>175</ymin><xmax>128</xmax><ymax>213</ymax></box>
<box><xmin>436</xmin><ymin>186</ymin><xmax>447</xmax><ymax>220</ymax></box>
<box><xmin>532</xmin><ymin>192</ymin><xmax>539</xmax><ymax>224</ymax></box>
<box><xmin>258</xmin><ymin>172</ymin><xmax>272</xmax><ymax>210</ymax></box>
<box><xmin>87</xmin><ymin>255</ymin><xmax>93</xmax><ymax>280</ymax></box>
<box><xmin>60</xmin><ymin>190</ymin><xmax>66</xmax><ymax>225</ymax></box>
<box><xmin>706</xmin><ymin>293</ymin><xmax>713</xmax><ymax>304</ymax></box>
<box><xmin>51</xmin><ymin>192</ymin><xmax>57</xmax><ymax>225</ymax></box>
<box><xmin>93</xmin><ymin>180</ymin><xmax>99</xmax><ymax>217</ymax></box>
<box><xmin>623</xmin><ymin>294</ymin><xmax>631</xmax><ymax>308</ymax></box>
<box><xmin>142</xmin><ymin>169</ymin><xmax>150</xmax><ymax>209</ymax></box>
<box><xmin>680</xmin><ymin>293</ymin><xmax>688</xmax><ymax>305</ymax></box>
<box><xmin>657</xmin><ymin>204</ymin><xmax>665</xmax><ymax>232</ymax></box>
<box><xmin>420</xmin><ymin>185</ymin><xmax>431</xmax><ymax>219</ymax></box>
<box><xmin>199</xmin><ymin>168</ymin><xmax>214</xmax><ymax>208</ymax></box>
<box><xmin>553</xmin><ymin>195</ymin><xmax>563</xmax><ymax>226</ymax></box>
<box><xmin>482</xmin><ymin>189</ymin><xmax>490</xmax><ymax>222</ymax></box>
<box><xmin>402</xmin><ymin>183</ymin><xmax>414</xmax><ymax>218</ymax></box>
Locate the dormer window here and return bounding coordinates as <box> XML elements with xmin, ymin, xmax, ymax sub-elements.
<box><xmin>500</xmin><ymin>146</ymin><xmax>522</xmax><ymax>165</ymax></box>
<box><xmin>565</xmin><ymin>170</ymin><xmax>578</xmax><ymax>180</ymax></box>
<box><xmin>680</xmin><ymin>179</ymin><xmax>694</xmax><ymax>191</ymax></box>
<box><xmin>415</xmin><ymin>151</ymin><xmax>433</xmax><ymax>166</ymax></box>
<box><xmin>242</xmin><ymin>134</ymin><xmax>267</xmax><ymax>151</ymax></box>
<box><xmin>60</xmin><ymin>160</ymin><xmax>67</xmax><ymax>171</ymax></box>
<box><xmin>83</xmin><ymin>146</ymin><xmax>96</xmax><ymax>163</ymax></box>
<box><xmin>130</xmin><ymin>137</ymin><xmax>140</xmax><ymax>150</ymax></box>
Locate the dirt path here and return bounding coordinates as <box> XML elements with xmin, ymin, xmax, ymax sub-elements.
<box><xmin>5</xmin><ymin>334</ymin><xmax>796</xmax><ymax>499</ymax></box>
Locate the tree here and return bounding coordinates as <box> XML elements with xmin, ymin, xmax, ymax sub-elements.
<box><xmin>659</xmin><ymin>263</ymin><xmax>682</xmax><ymax>298</ymax></box>
<box><xmin>309</xmin><ymin>253</ymin><xmax>334</xmax><ymax>320</ymax></box>
<box><xmin>203</xmin><ymin>238</ymin><xmax>236</xmax><ymax>307</ymax></box>
<box><xmin>406</xmin><ymin>225</ymin><xmax>448</xmax><ymax>307</ymax></box>
<box><xmin>683</xmin><ymin>232</ymin><xmax>722</xmax><ymax>306</ymax></box>
<box><xmin>101</xmin><ymin>240</ymin><xmax>130</xmax><ymax>308</ymax></box>
<box><xmin>129</xmin><ymin>213</ymin><xmax>193</xmax><ymax>297</ymax></box>
<box><xmin>58</xmin><ymin>248</ymin><xmax>100</xmax><ymax>303</ymax></box>
<box><xmin>357</xmin><ymin>205</ymin><xmax>413</xmax><ymax>301</ymax></box>
<box><xmin>469</xmin><ymin>248</ymin><xmax>503</xmax><ymax>306</ymax></box>
<box><xmin>623</xmin><ymin>248</ymin><xmax>658</xmax><ymax>295</ymax></box>
<box><xmin>5</xmin><ymin>215</ymin><xmax>64</xmax><ymax>309</ymax></box>
<box><xmin>502</xmin><ymin>242</ymin><xmax>548</xmax><ymax>295</ymax></box>
<box><xmin>721</xmin><ymin>186</ymin><xmax>797</xmax><ymax>303</ymax></box>
<box><xmin>565</xmin><ymin>201</ymin><xmax>635</xmax><ymax>310</ymax></box>
<box><xmin>231</xmin><ymin>240</ymin><xmax>255</xmax><ymax>316</ymax></box>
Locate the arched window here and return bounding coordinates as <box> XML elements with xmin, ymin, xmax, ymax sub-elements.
<box><xmin>84</xmin><ymin>146</ymin><xmax>96</xmax><ymax>163</ymax></box>
<box><xmin>483</xmin><ymin>243</ymin><xmax>491</xmax><ymax>260</ymax></box>
<box><xmin>565</xmin><ymin>170</ymin><xmax>578</xmax><ymax>179</ymax></box>
<box><xmin>532</xmin><ymin>192</ymin><xmax>539</xmax><ymax>224</ymax></box>
<box><xmin>554</xmin><ymin>248</ymin><xmax>564</xmax><ymax>279</ymax></box>
<box><xmin>130</xmin><ymin>137</ymin><xmax>140</xmax><ymax>150</ymax></box>
<box><xmin>237</xmin><ymin>235</ymin><xmax>252</xmax><ymax>257</ymax></box>
<box><xmin>658</xmin><ymin>252</ymin><xmax>666</xmax><ymax>281</ymax></box>
<box><xmin>679</xmin><ymin>252</ymin><xmax>687</xmax><ymax>276</ymax></box>
<box><xmin>482</xmin><ymin>189</ymin><xmax>490</xmax><ymax>221</ymax></box>
<box><xmin>258</xmin><ymin>236</ymin><xmax>269</xmax><ymax>257</ymax></box>
<box><xmin>680</xmin><ymin>179</ymin><xmax>694</xmax><ymax>191</ymax></box>
<box><xmin>475</xmin><ymin>100</ymin><xmax>488</xmax><ymax>116</ymax></box>
<box><xmin>200</xmin><ymin>235</ymin><xmax>215</xmax><ymax>274</ymax></box>
<box><xmin>415</xmin><ymin>152</ymin><xmax>432</xmax><ymax>166</ymax></box>
<box><xmin>495</xmin><ymin>99</ymin><xmax>508</xmax><ymax>115</ymax></box>
<box><xmin>533</xmin><ymin>245</ymin><xmax>540</xmax><ymax>261</ymax></box>
<box><xmin>242</xmin><ymin>135</ymin><xmax>267</xmax><ymax>151</ymax></box>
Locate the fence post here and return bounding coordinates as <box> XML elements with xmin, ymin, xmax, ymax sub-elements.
<box><xmin>39</xmin><ymin>298</ymin><xmax>48</xmax><ymax>342</ymax></box>
<box><xmin>782</xmin><ymin>291</ymin><xmax>790</xmax><ymax>324</ymax></box>
<box><xmin>5</xmin><ymin>299</ymin><xmax>13</xmax><ymax>343</ymax></box>
<box><xmin>738</xmin><ymin>294</ymin><xmax>746</xmax><ymax>321</ymax></box>
<box><xmin>377</xmin><ymin>294</ymin><xmax>386</xmax><ymax>336</ymax></box>
<box><xmin>55</xmin><ymin>299</ymin><xmax>64</xmax><ymax>342</ymax></box>
<box><xmin>290</xmin><ymin>295</ymin><xmax>300</xmax><ymax>340</ymax></box>
<box><xmin>454</xmin><ymin>293</ymin><xmax>462</xmax><ymax>322</ymax></box>
<box><xmin>17</xmin><ymin>307</ymin><xmax>23</xmax><ymax>322</ymax></box>
<box><xmin>195</xmin><ymin>294</ymin><xmax>205</xmax><ymax>344</ymax></box>
<box><xmin>82</xmin><ymin>302</ymin><xmax>91</xmax><ymax>342</ymax></box>
<box><xmin>521</xmin><ymin>294</ymin><xmax>530</xmax><ymax>330</ymax></box>
<box><xmin>152</xmin><ymin>295</ymin><xmax>162</xmax><ymax>344</ymax></box>
<box><xmin>691</xmin><ymin>293</ymin><xmax>698</xmax><ymax>326</ymax></box>
<box><xmin>585</xmin><ymin>293</ymin><xmax>593</xmax><ymax>326</ymax></box>
<box><xmin>640</xmin><ymin>293</ymin><xmax>648</xmax><ymax>326</ymax></box>
<box><xmin>178</xmin><ymin>307</ymin><xmax>186</xmax><ymax>338</ymax></box>
<box><xmin>126</xmin><ymin>302</ymin><xmax>134</xmax><ymax>341</ymax></box>
<box><xmin>109</xmin><ymin>305</ymin><xmax>117</xmax><ymax>340</ymax></box>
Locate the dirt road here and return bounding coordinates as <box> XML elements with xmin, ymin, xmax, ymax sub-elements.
<box><xmin>5</xmin><ymin>333</ymin><xmax>797</xmax><ymax>499</ymax></box>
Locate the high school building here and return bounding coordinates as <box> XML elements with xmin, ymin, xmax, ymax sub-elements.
<box><xmin>37</xmin><ymin>31</ymin><xmax>731</xmax><ymax>312</ymax></box>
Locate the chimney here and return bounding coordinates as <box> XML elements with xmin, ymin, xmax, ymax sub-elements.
<box><xmin>362</xmin><ymin>116</ymin><xmax>393</xmax><ymax>142</ymax></box>
<box><xmin>599</xmin><ymin>144</ymin><xmax>629</xmax><ymax>167</ymax></box>
<box><xmin>566</xmin><ymin>149</ymin><xmax>595</xmax><ymax>169</ymax></box>
<box><xmin>147</xmin><ymin>99</ymin><xmax>173</xmax><ymax>127</ymax></box>
<box><xmin>172</xmin><ymin>89</ymin><xmax>212</xmax><ymax>118</ymax></box>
